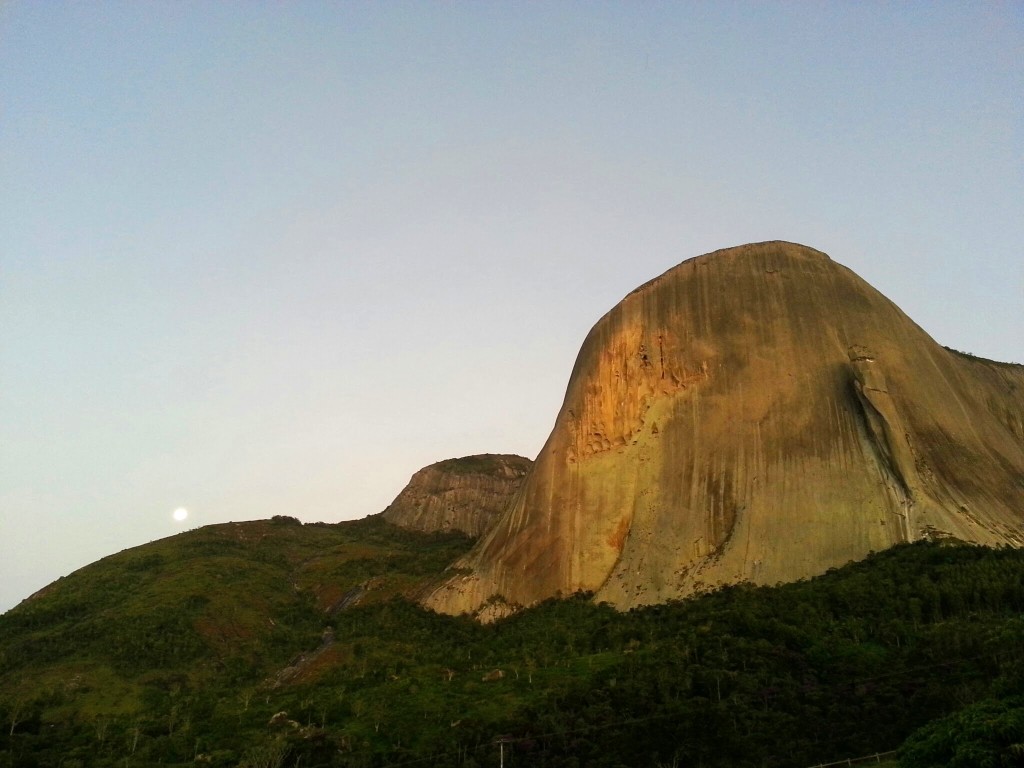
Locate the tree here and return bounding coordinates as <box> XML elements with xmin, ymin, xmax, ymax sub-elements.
<box><xmin>899</xmin><ymin>697</ymin><xmax>1024</xmax><ymax>768</ymax></box>
<box><xmin>239</xmin><ymin>739</ymin><xmax>289</xmax><ymax>768</ymax></box>
<box><xmin>3</xmin><ymin>695</ymin><xmax>28</xmax><ymax>737</ymax></box>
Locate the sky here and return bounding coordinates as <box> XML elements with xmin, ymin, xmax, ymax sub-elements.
<box><xmin>1</xmin><ymin>2</ymin><xmax>1021</xmax><ymax>613</ymax></box>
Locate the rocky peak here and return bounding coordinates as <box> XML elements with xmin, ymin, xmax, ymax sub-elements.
<box><xmin>425</xmin><ymin>242</ymin><xmax>1024</xmax><ymax>618</ymax></box>
<box><xmin>381</xmin><ymin>454</ymin><xmax>532</xmax><ymax>537</ymax></box>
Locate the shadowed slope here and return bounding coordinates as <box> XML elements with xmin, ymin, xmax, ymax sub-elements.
<box><xmin>426</xmin><ymin>242</ymin><xmax>1024</xmax><ymax>616</ymax></box>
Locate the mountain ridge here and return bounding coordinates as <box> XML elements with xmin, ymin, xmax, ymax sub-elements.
<box><xmin>4</xmin><ymin>239</ymin><xmax>1024</xmax><ymax>764</ymax></box>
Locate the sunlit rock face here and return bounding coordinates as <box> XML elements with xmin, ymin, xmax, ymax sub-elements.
<box><xmin>426</xmin><ymin>241</ymin><xmax>1024</xmax><ymax>617</ymax></box>
<box><xmin>382</xmin><ymin>454</ymin><xmax>532</xmax><ymax>537</ymax></box>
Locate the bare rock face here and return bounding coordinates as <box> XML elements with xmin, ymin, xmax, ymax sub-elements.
<box><xmin>382</xmin><ymin>454</ymin><xmax>532</xmax><ymax>537</ymax></box>
<box><xmin>426</xmin><ymin>242</ymin><xmax>1024</xmax><ymax>616</ymax></box>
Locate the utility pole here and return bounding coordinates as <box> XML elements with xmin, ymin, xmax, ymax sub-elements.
<box><xmin>495</xmin><ymin>736</ymin><xmax>512</xmax><ymax>767</ymax></box>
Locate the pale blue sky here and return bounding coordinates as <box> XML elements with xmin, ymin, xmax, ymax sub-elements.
<box><xmin>1</xmin><ymin>2</ymin><xmax>1021</xmax><ymax>612</ymax></box>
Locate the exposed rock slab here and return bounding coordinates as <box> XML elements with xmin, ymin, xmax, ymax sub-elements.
<box><xmin>426</xmin><ymin>242</ymin><xmax>1024</xmax><ymax>616</ymax></box>
<box><xmin>382</xmin><ymin>454</ymin><xmax>532</xmax><ymax>537</ymax></box>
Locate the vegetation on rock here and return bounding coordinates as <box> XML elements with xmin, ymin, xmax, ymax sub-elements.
<box><xmin>433</xmin><ymin>455</ymin><xmax>532</xmax><ymax>476</ymax></box>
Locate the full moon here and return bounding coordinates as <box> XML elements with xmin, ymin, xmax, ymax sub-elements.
<box><xmin>172</xmin><ymin>507</ymin><xmax>188</xmax><ymax>522</ymax></box>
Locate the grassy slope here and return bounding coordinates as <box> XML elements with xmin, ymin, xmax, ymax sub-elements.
<box><xmin>0</xmin><ymin>516</ymin><xmax>471</xmax><ymax>722</ymax></box>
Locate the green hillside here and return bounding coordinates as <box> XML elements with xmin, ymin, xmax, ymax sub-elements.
<box><xmin>2</xmin><ymin>525</ymin><xmax>1024</xmax><ymax>768</ymax></box>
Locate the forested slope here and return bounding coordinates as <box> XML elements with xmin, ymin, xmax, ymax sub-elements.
<box><xmin>3</xmin><ymin>531</ymin><xmax>1024</xmax><ymax>767</ymax></box>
